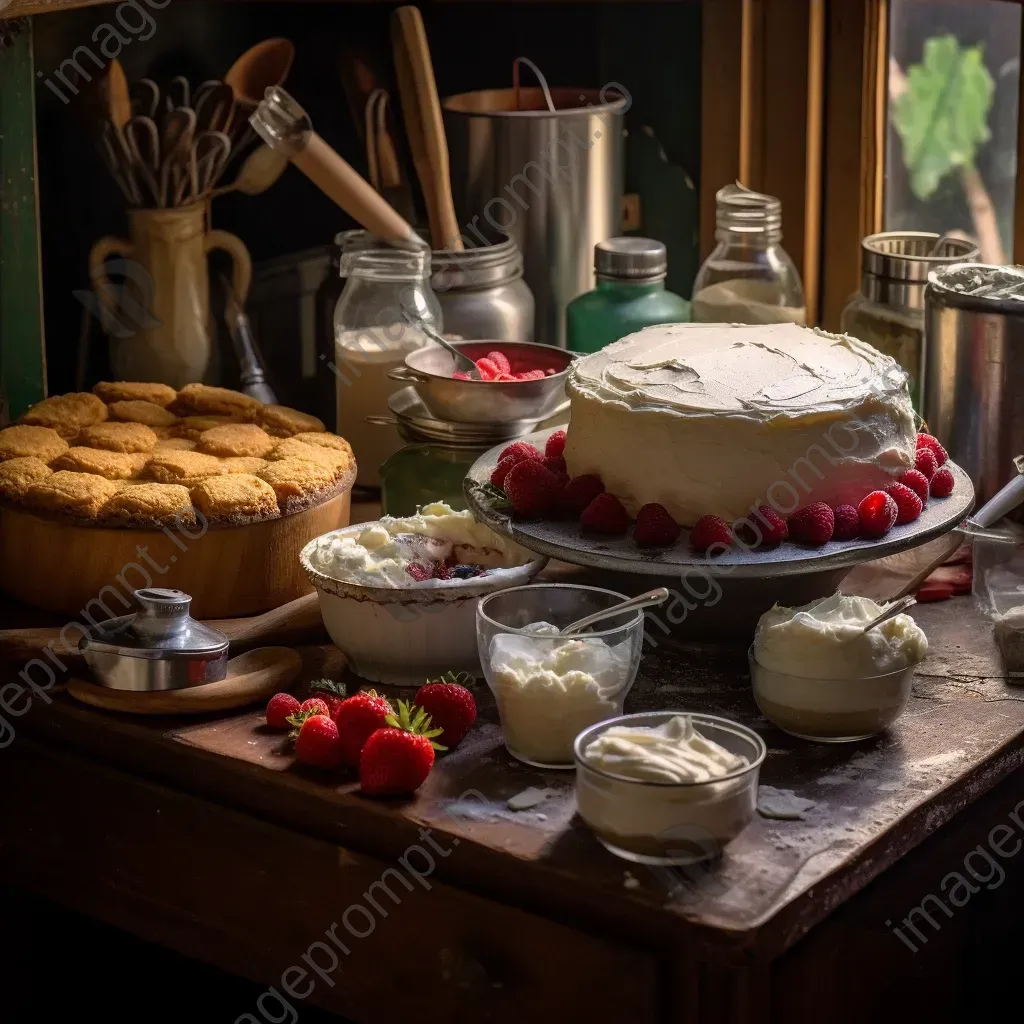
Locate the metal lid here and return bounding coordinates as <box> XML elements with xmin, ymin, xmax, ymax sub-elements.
<box><xmin>79</xmin><ymin>588</ymin><xmax>230</xmax><ymax>659</ymax></box>
<box><xmin>861</xmin><ymin>231</ymin><xmax>979</xmax><ymax>311</ymax></box>
<box><xmin>431</xmin><ymin>235</ymin><xmax>524</xmax><ymax>291</ymax></box>
<box><xmin>927</xmin><ymin>262</ymin><xmax>1024</xmax><ymax>314</ymax></box>
<box><xmin>595</xmin><ymin>237</ymin><xmax>667</xmax><ymax>281</ymax></box>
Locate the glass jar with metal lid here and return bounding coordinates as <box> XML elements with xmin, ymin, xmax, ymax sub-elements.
<box><xmin>841</xmin><ymin>231</ymin><xmax>978</xmax><ymax>410</ymax></box>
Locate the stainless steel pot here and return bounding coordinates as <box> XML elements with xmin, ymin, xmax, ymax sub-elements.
<box><xmin>389</xmin><ymin>340</ymin><xmax>574</xmax><ymax>424</ymax></box>
<box><xmin>443</xmin><ymin>82</ymin><xmax>629</xmax><ymax>348</ymax></box>
<box><xmin>924</xmin><ymin>263</ymin><xmax>1024</xmax><ymax>503</ymax></box>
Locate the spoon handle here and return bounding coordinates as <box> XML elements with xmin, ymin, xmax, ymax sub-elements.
<box><xmin>855</xmin><ymin>596</ymin><xmax>917</xmax><ymax>639</ymax></box>
<box><xmin>400</xmin><ymin>304</ymin><xmax>480</xmax><ymax>377</ymax></box>
<box><xmin>561</xmin><ymin>587</ymin><xmax>670</xmax><ymax>636</ymax></box>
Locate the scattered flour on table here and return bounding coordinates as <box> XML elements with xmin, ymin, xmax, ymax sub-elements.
<box><xmin>757</xmin><ymin>786</ymin><xmax>817</xmax><ymax>820</ymax></box>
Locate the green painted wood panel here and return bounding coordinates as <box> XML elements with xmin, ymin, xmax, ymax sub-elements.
<box><xmin>0</xmin><ymin>18</ymin><xmax>46</xmax><ymax>420</ymax></box>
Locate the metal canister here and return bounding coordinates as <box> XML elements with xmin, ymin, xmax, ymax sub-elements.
<box><xmin>442</xmin><ymin>83</ymin><xmax>629</xmax><ymax>348</ymax></box>
<box><xmin>924</xmin><ymin>263</ymin><xmax>1024</xmax><ymax>503</ymax></box>
<box><xmin>431</xmin><ymin>235</ymin><xmax>535</xmax><ymax>342</ymax></box>
<box><xmin>841</xmin><ymin>232</ymin><xmax>978</xmax><ymax>410</ymax></box>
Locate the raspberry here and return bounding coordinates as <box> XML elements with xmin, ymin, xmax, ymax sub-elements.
<box><xmin>452</xmin><ymin>371</ymin><xmax>472</xmax><ymax>381</ymax></box>
<box><xmin>494</xmin><ymin>372</ymin><xmax>516</xmax><ymax>381</ymax></box>
<box><xmin>886</xmin><ymin>482</ymin><xmax>923</xmax><ymax>524</ymax></box>
<box><xmin>490</xmin><ymin>455</ymin><xmax>521</xmax><ymax>489</ymax></box>
<box><xmin>736</xmin><ymin>505</ymin><xmax>788</xmax><ymax>548</ymax></box>
<box><xmin>406</xmin><ymin>562</ymin><xmax>432</xmax><ymax>581</ymax></box>
<box><xmin>515</xmin><ymin>369</ymin><xmax>547</xmax><ymax>381</ymax></box>
<box><xmin>898</xmin><ymin>469</ymin><xmax>930</xmax><ymax>506</ymax></box>
<box><xmin>497</xmin><ymin>441</ymin><xmax>541</xmax><ymax>466</ymax></box>
<box><xmin>787</xmin><ymin>503</ymin><xmax>835</xmax><ymax>547</ymax></box>
<box><xmin>542</xmin><ymin>454</ymin><xmax>566</xmax><ymax>477</ymax></box>
<box><xmin>633</xmin><ymin>503</ymin><xmax>681</xmax><ymax>548</ymax></box>
<box><xmin>832</xmin><ymin>504</ymin><xmax>861</xmax><ymax>541</ymax></box>
<box><xmin>690</xmin><ymin>515</ymin><xmax>733</xmax><ymax>553</ymax></box>
<box><xmin>504</xmin><ymin>459</ymin><xmax>561</xmax><ymax>518</ymax></box>
<box><xmin>916</xmin><ymin>433</ymin><xmax>948</xmax><ymax>466</ymax></box>
<box><xmin>915</xmin><ymin>447</ymin><xmax>938</xmax><ymax>479</ymax></box>
<box><xmin>930</xmin><ymin>467</ymin><xmax>955</xmax><ymax>498</ymax></box>
<box><xmin>545</xmin><ymin>368</ymin><xmax>558</xmax><ymax>376</ymax></box>
<box><xmin>858</xmin><ymin>490</ymin><xmax>898</xmax><ymax>538</ymax></box>
<box><xmin>558</xmin><ymin>474</ymin><xmax>605</xmax><ymax>517</ymax></box>
<box><xmin>545</xmin><ymin>429</ymin><xmax>567</xmax><ymax>459</ymax></box>
<box><xmin>580</xmin><ymin>492</ymin><xmax>630</xmax><ymax>534</ymax></box>
<box><xmin>475</xmin><ymin>357</ymin><xmax>501</xmax><ymax>380</ymax></box>
<box><xmin>486</xmin><ymin>350</ymin><xmax>511</xmax><ymax>374</ymax></box>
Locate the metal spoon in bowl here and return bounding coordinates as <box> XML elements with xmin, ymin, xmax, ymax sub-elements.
<box><xmin>843</xmin><ymin>596</ymin><xmax>917</xmax><ymax>643</ymax></box>
<box><xmin>400</xmin><ymin>302</ymin><xmax>481</xmax><ymax>379</ymax></box>
<box><xmin>560</xmin><ymin>588</ymin><xmax>670</xmax><ymax>636</ymax></box>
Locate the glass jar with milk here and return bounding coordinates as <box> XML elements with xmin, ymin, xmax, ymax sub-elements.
<box><xmin>692</xmin><ymin>184</ymin><xmax>805</xmax><ymax>325</ymax></box>
<box><xmin>333</xmin><ymin>248</ymin><xmax>441</xmax><ymax>489</ymax></box>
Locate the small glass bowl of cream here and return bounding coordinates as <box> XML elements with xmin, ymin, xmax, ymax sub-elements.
<box><xmin>749</xmin><ymin>593</ymin><xmax>928</xmax><ymax>742</ymax></box>
<box><xmin>476</xmin><ymin>584</ymin><xmax>645</xmax><ymax>769</ymax></box>
<box><xmin>574</xmin><ymin>712</ymin><xmax>766</xmax><ymax>866</ymax></box>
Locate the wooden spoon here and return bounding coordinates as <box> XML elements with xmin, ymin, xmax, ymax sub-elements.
<box><xmin>212</xmin><ymin>142</ymin><xmax>289</xmax><ymax>197</ymax></box>
<box><xmin>103</xmin><ymin>58</ymin><xmax>132</xmax><ymax>130</ymax></box>
<box><xmin>225</xmin><ymin>38</ymin><xmax>296</xmax><ymax>108</ymax></box>
<box><xmin>391</xmin><ymin>6</ymin><xmax>462</xmax><ymax>250</ymax></box>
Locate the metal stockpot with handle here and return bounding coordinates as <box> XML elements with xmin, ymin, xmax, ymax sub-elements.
<box><xmin>442</xmin><ymin>62</ymin><xmax>629</xmax><ymax>348</ymax></box>
<box><xmin>924</xmin><ymin>263</ymin><xmax>1024</xmax><ymax>503</ymax></box>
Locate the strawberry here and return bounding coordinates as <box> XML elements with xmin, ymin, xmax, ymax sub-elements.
<box><xmin>542</xmin><ymin>454</ymin><xmax>567</xmax><ymax>477</ymax></box>
<box><xmin>505</xmin><ymin>459</ymin><xmax>561</xmax><ymax>518</ymax></box>
<box><xmin>266</xmin><ymin>692</ymin><xmax>300</xmax><ymax>729</ymax></box>
<box><xmin>414</xmin><ymin>672</ymin><xmax>477</xmax><ymax>747</ymax></box>
<box><xmin>633</xmin><ymin>503</ymin><xmax>681</xmax><ymax>548</ymax></box>
<box><xmin>359</xmin><ymin>700</ymin><xmax>445</xmax><ymax>796</ymax></box>
<box><xmin>432</xmin><ymin>560</ymin><xmax>452</xmax><ymax>581</ymax></box>
<box><xmin>787</xmin><ymin>503</ymin><xmax>835</xmax><ymax>546</ymax></box>
<box><xmin>930</xmin><ymin>467</ymin><xmax>955</xmax><ymax>498</ymax></box>
<box><xmin>334</xmin><ymin>689</ymin><xmax>394</xmax><ymax>768</ymax></box>
<box><xmin>898</xmin><ymin>469</ymin><xmax>930</xmax><ymax>505</ymax></box>
<box><xmin>486</xmin><ymin>350</ymin><xmax>511</xmax><ymax>375</ymax></box>
<box><xmin>545</xmin><ymin>429</ymin><xmax>567</xmax><ymax>459</ymax></box>
<box><xmin>886</xmin><ymin>482</ymin><xmax>923</xmax><ymax>524</ymax></box>
<box><xmin>293</xmin><ymin>714</ymin><xmax>343</xmax><ymax>769</ymax></box>
<box><xmin>915</xmin><ymin>447</ymin><xmax>939</xmax><ymax>480</ymax></box>
<box><xmin>832</xmin><ymin>504</ymin><xmax>861</xmax><ymax>541</ymax></box>
<box><xmin>558</xmin><ymin>474</ymin><xmax>605</xmax><ymax>517</ymax></box>
<box><xmin>299</xmin><ymin>697</ymin><xmax>331</xmax><ymax>718</ymax></box>
<box><xmin>490</xmin><ymin>455</ymin><xmax>521</xmax><ymax>489</ymax></box>
<box><xmin>497</xmin><ymin>440</ymin><xmax>542</xmax><ymax>466</ymax></box>
<box><xmin>690</xmin><ymin>515</ymin><xmax>732</xmax><ymax>553</ymax></box>
<box><xmin>738</xmin><ymin>506</ymin><xmax>788</xmax><ymax>548</ymax></box>
<box><xmin>858</xmin><ymin>490</ymin><xmax>898</xmax><ymax>538</ymax></box>
<box><xmin>308</xmin><ymin>678</ymin><xmax>347</xmax><ymax>718</ymax></box>
<box><xmin>406</xmin><ymin>562</ymin><xmax>432</xmax><ymax>582</ymax></box>
<box><xmin>475</xmin><ymin>357</ymin><xmax>501</xmax><ymax>380</ymax></box>
<box><xmin>916</xmin><ymin>433</ymin><xmax>948</xmax><ymax>466</ymax></box>
<box><xmin>580</xmin><ymin>492</ymin><xmax>630</xmax><ymax>534</ymax></box>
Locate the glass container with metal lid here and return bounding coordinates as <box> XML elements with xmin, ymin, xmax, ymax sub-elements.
<box><xmin>692</xmin><ymin>184</ymin><xmax>805</xmax><ymax>325</ymax></box>
<box><xmin>841</xmin><ymin>231</ymin><xmax>978</xmax><ymax>410</ymax></box>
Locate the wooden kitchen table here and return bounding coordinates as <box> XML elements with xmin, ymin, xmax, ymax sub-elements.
<box><xmin>1</xmin><ymin>587</ymin><xmax>1023</xmax><ymax>1023</ymax></box>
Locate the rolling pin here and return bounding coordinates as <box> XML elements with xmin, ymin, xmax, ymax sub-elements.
<box><xmin>0</xmin><ymin>591</ymin><xmax>325</xmax><ymax>666</ymax></box>
<box><xmin>250</xmin><ymin>84</ymin><xmax>426</xmax><ymax>250</ymax></box>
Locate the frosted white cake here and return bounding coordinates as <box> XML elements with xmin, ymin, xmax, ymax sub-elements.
<box><xmin>563</xmin><ymin>323</ymin><xmax>916</xmax><ymax>526</ymax></box>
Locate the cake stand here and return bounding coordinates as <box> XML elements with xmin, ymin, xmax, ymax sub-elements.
<box><xmin>464</xmin><ymin>429</ymin><xmax>975</xmax><ymax>644</ymax></box>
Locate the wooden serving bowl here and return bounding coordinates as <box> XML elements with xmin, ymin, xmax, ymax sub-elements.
<box><xmin>0</xmin><ymin>487</ymin><xmax>351</xmax><ymax>620</ymax></box>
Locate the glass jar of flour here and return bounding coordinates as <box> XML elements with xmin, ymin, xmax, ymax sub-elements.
<box><xmin>333</xmin><ymin>248</ymin><xmax>442</xmax><ymax>489</ymax></box>
<box><xmin>692</xmin><ymin>183</ymin><xmax>805</xmax><ymax>325</ymax></box>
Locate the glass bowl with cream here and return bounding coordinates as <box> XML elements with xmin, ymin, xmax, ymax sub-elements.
<box><xmin>750</xmin><ymin>593</ymin><xmax>928</xmax><ymax>742</ymax></box>
<box><xmin>476</xmin><ymin>584</ymin><xmax>645</xmax><ymax>769</ymax></box>
<box><xmin>574</xmin><ymin>712</ymin><xmax>765</xmax><ymax>865</ymax></box>
<box><xmin>300</xmin><ymin>502</ymin><xmax>546</xmax><ymax>684</ymax></box>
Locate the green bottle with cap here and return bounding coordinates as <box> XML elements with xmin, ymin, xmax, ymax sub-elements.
<box><xmin>566</xmin><ymin>237</ymin><xmax>690</xmax><ymax>354</ymax></box>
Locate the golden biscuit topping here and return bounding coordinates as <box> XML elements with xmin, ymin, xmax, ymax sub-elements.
<box><xmin>221</xmin><ymin>456</ymin><xmax>268</xmax><ymax>474</ymax></box>
<box><xmin>20</xmin><ymin>392</ymin><xmax>109</xmax><ymax>438</ymax></box>
<box><xmin>176</xmin><ymin>383</ymin><xmax>263</xmax><ymax>417</ymax></box>
<box><xmin>108</xmin><ymin>400</ymin><xmax>179</xmax><ymax>428</ymax></box>
<box><xmin>80</xmin><ymin>421</ymin><xmax>158</xmax><ymax>453</ymax></box>
<box><xmin>191</xmin><ymin>473</ymin><xmax>279</xmax><ymax>521</ymax></box>
<box><xmin>0</xmin><ymin>425</ymin><xmax>69</xmax><ymax>463</ymax></box>
<box><xmin>53</xmin><ymin>447</ymin><xmax>148</xmax><ymax>480</ymax></box>
<box><xmin>154</xmin><ymin>437</ymin><xmax>197</xmax><ymax>452</ymax></box>
<box><xmin>0</xmin><ymin>457</ymin><xmax>52</xmax><ymax>501</ymax></box>
<box><xmin>24</xmin><ymin>470</ymin><xmax>119</xmax><ymax>519</ymax></box>
<box><xmin>257</xmin><ymin>404</ymin><xmax>326</xmax><ymax>437</ymax></box>
<box><xmin>101</xmin><ymin>482</ymin><xmax>196</xmax><ymax>528</ymax></box>
<box><xmin>94</xmin><ymin>381</ymin><xmax>177</xmax><ymax>407</ymax></box>
<box><xmin>197</xmin><ymin>423</ymin><xmax>275</xmax><ymax>459</ymax></box>
<box><xmin>146</xmin><ymin>449</ymin><xmax>225</xmax><ymax>485</ymax></box>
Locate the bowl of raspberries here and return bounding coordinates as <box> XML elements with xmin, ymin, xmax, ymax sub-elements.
<box><xmin>392</xmin><ymin>340</ymin><xmax>575</xmax><ymax>425</ymax></box>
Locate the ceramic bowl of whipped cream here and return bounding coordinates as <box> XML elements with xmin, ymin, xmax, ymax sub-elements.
<box><xmin>750</xmin><ymin>592</ymin><xmax>928</xmax><ymax>742</ymax></box>
<box><xmin>574</xmin><ymin>712</ymin><xmax>765</xmax><ymax>865</ymax></box>
<box><xmin>301</xmin><ymin>502</ymin><xmax>546</xmax><ymax>684</ymax></box>
<box><xmin>476</xmin><ymin>584</ymin><xmax>645</xmax><ymax>768</ymax></box>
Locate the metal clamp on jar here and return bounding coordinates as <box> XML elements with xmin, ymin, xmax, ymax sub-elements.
<box><xmin>79</xmin><ymin>588</ymin><xmax>230</xmax><ymax>692</ymax></box>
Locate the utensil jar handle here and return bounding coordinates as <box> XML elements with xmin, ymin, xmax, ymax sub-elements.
<box><xmin>88</xmin><ymin>234</ymin><xmax>135</xmax><ymax>318</ymax></box>
<box><xmin>204</xmin><ymin>230</ymin><xmax>252</xmax><ymax>305</ymax></box>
